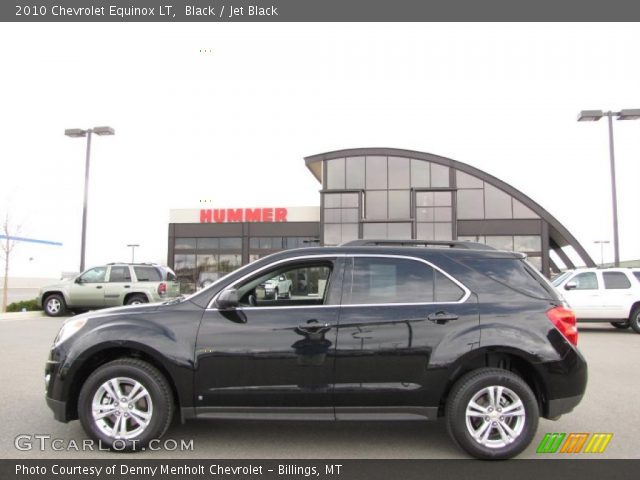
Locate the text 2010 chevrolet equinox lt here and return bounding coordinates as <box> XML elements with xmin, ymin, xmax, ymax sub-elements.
<box><xmin>45</xmin><ymin>241</ymin><xmax>587</xmax><ymax>459</ymax></box>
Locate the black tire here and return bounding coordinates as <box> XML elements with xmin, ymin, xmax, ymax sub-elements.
<box><xmin>44</xmin><ymin>294</ymin><xmax>67</xmax><ymax>317</ymax></box>
<box><xmin>78</xmin><ymin>359</ymin><xmax>173</xmax><ymax>451</ymax></box>
<box><xmin>125</xmin><ymin>294</ymin><xmax>148</xmax><ymax>306</ymax></box>
<box><xmin>630</xmin><ymin>306</ymin><xmax>640</xmax><ymax>334</ymax></box>
<box><xmin>611</xmin><ymin>321</ymin><xmax>630</xmax><ymax>330</ymax></box>
<box><xmin>446</xmin><ymin>368</ymin><xmax>539</xmax><ymax>460</ymax></box>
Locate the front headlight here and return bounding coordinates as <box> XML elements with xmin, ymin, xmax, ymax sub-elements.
<box><xmin>54</xmin><ymin>318</ymin><xmax>88</xmax><ymax>346</ymax></box>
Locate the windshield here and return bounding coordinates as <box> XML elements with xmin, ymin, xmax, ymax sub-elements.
<box><xmin>551</xmin><ymin>271</ymin><xmax>572</xmax><ymax>287</ymax></box>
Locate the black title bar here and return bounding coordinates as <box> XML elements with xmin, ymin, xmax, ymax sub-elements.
<box><xmin>3</xmin><ymin>0</ymin><xmax>640</xmax><ymax>22</ymax></box>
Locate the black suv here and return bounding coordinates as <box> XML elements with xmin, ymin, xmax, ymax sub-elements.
<box><xmin>45</xmin><ymin>241</ymin><xmax>587</xmax><ymax>459</ymax></box>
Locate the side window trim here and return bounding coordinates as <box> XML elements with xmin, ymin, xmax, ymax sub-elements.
<box><xmin>207</xmin><ymin>253</ymin><xmax>470</xmax><ymax>309</ymax></box>
<box><xmin>343</xmin><ymin>254</ymin><xmax>470</xmax><ymax>306</ymax></box>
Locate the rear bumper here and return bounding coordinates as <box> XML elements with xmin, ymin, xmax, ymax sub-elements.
<box><xmin>546</xmin><ymin>394</ymin><xmax>584</xmax><ymax>419</ymax></box>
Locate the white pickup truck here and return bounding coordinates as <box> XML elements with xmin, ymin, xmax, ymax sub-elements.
<box><xmin>261</xmin><ymin>274</ymin><xmax>293</xmax><ymax>299</ymax></box>
<box><xmin>552</xmin><ymin>268</ymin><xmax>640</xmax><ymax>333</ymax></box>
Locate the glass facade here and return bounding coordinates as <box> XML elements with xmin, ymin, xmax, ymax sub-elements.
<box><xmin>455</xmin><ymin>171</ymin><xmax>540</xmax><ymax>220</ymax></box>
<box><xmin>173</xmin><ymin>235</ymin><xmax>319</xmax><ymax>293</ymax></box>
<box><xmin>318</xmin><ymin>153</ymin><xmax>551</xmax><ymax>273</ymax></box>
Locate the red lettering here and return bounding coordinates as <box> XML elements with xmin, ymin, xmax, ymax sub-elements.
<box><xmin>213</xmin><ymin>209</ymin><xmax>226</xmax><ymax>223</ymax></box>
<box><xmin>245</xmin><ymin>208</ymin><xmax>261</xmax><ymax>222</ymax></box>
<box><xmin>274</xmin><ymin>208</ymin><xmax>287</xmax><ymax>222</ymax></box>
<box><xmin>227</xmin><ymin>209</ymin><xmax>243</xmax><ymax>222</ymax></box>
<box><xmin>262</xmin><ymin>208</ymin><xmax>274</xmax><ymax>222</ymax></box>
<box><xmin>200</xmin><ymin>209</ymin><xmax>212</xmax><ymax>223</ymax></box>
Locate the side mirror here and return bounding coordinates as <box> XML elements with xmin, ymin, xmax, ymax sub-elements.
<box><xmin>75</xmin><ymin>277</ymin><xmax>84</xmax><ymax>284</ymax></box>
<box><xmin>216</xmin><ymin>289</ymin><xmax>239</xmax><ymax>309</ymax></box>
<box><xmin>564</xmin><ymin>281</ymin><xmax>577</xmax><ymax>291</ymax></box>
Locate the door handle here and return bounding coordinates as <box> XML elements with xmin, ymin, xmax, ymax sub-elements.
<box><xmin>124</xmin><ymin>285</ymin><xmax>131</xmax><ymax>288</ymax></box>
<box><xmin>296</xmin><ymin>319</ymin><xmax>331</xmax><ymax>334</ymax></box>
<box><xmin>96</xmin><ymin>286</ymin><xmax>103</xmax><ymax>289</ymax></box>
<box><xmin>427</xmin><ymin>311</ymin><xmax>459</xmax><ymax>324</ymax></box>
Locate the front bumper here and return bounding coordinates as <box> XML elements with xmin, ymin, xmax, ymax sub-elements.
<box><xmin>46</xmin><ymin>396</ymin><xmax>69</xmax><ymax>422</ymax></box>
<box><xmin>45</xmin><ymin>357</ymin><xmax>72</xmax><ymax>422</ymax></box>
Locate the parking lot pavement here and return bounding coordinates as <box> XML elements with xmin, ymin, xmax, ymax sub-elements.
<box><xmin>0</xmin><ymin>315</ymin><xmax>638</xmax><ymax>459</ymax></box>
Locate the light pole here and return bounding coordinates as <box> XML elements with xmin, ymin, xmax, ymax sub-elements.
<box><xmin>127</xmin><ymin>244</ymin><xmax>140</xmax><ymax>263</ymax></box>
<box><xmin>577</xmin><ymin>109</ymin><xmax>640</xmax><ymax>267</ymax></box>
<box><xmin>593</xmin><ymin>240</ymin><xmax>610</xmax><ymax>267</ymax></box>
<box><xmin>65</xmin><ymin>126</ymin><xmax>115</xmax><ymax>272</ymax></box>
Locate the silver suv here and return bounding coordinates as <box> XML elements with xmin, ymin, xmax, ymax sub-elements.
<box><xmin>39</xmin><ymin>263</ymin><xmax>180</xmax><ymax>317</ymax></box>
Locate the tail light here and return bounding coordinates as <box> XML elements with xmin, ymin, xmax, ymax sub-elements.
<box><xmin>158</xmin><ymin>282</ymin><xmax>167</xmax><ymax>296</ymax></box>
<box><xmin>547</xmin><ymin>306</ymin><xmax>578</xmax><ymax>346</ymax></box>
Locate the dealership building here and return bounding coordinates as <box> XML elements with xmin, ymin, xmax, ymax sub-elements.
<box><xmin>168</xmin><ymin>148</ymin><xmax>595</xmax><ymax>292</ymax></box>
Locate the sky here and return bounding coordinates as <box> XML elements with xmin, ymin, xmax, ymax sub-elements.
<box><xmin>1</xmin><ymin>23</ymin><xmax>639</xmax><ymax>277</ymax></box>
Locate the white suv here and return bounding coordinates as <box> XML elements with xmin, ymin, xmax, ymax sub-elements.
<box><xmin>552</xmin><ymin>268</ymin><xmax>640</xmax><ymax>333</ymax></box>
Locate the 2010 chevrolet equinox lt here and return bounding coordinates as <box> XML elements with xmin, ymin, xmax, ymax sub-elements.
<box><xmin>45</xmin><ymin>241</ymin><xmax>587</xmax><ymax>459</ymax></box>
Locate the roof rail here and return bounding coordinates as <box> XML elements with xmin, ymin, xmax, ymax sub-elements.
<box><xmin>339</xmin><ymin>239</ymin><xmax>495</xmax><ymax>250</ymax></box>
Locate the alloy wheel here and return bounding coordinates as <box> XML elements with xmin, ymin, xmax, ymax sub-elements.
<box><xmin>91</xmin><ymin>377</ymin><xmax>153</xmax><ymax>440</ymax></box>
<box><xmin>465</xmin><ymin>385</ymin><xmax>526</xmax><ymax>449</ymax></box>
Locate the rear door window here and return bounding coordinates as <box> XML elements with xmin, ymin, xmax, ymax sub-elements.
<box><xmin>134</xmin><ymin>266</ymin><xmax>162</xmax><ymax>282</ymax></box>
<box><xmin>345</xmin><ymin>257</ymin><xmax>464</xmax><ymax>305</ymax></box>
<box><xmin>109</xmin><ymin>266</ymin><xmax>131</xmax><ymax>282</ymax></box>
<box><xmin>603</xmin><ymin>272</ymin><xmax>631</xmax><ymax>289</ymax></box>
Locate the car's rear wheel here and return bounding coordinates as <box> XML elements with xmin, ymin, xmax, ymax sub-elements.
<box><xmin>125</xmin><ymin>294</ymin><xmax>148</xmax><ymax>306</ymax></box>
<box><xmin>446</xmin><ymin>368</ymin><xmax>538</xmax><ymax>459</ymax></box>
<box><xmin>629</xmin><ymin>306</ymin><xmax>640</xmax><ymax>334</ymax></box>
<box><xmin>44</xmin><ymin>294</ymin><xmax>66</xmax><ymax>317</ymax></box>
<box><xmin>611</xmin><ymin>321</ymin><xmax>630</xmax><ymax>329</ymax></box>
<box><xmin>78</xmin><ymin>359</ymin><xmax>173</xmax><ymax>451</ymax></box>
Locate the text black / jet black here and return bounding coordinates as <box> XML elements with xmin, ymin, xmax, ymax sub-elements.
<box><xmin>45</xmin><ymin>241</ymin><xmax>587</xmax><ymax>459</ymax></box>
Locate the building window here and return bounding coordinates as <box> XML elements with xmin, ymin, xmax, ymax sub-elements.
<box><xmin>174</xmin><ymin>238</ymin><xmax>196</xmax><ymax>250</ymax></box>
<box><xmin>323</xmin><ymin>192</ymin><xmax>360</xmax><ymax>246</ymax></box>
<box><xmin>365</xmin><ymin>156</ymin><xmax>388</xmax><ymax>189</ymax></box>
<box><xmin>326</xmin><ymin>157</ymin><xmax>345</xmax><ymax>189</ymax></box>
<box><xmin>455</xmin><ymin>170</ymin><xmax>540</xmax><ymax>221</ymax></box>
<box><xmin>345</xmin><ymin>156</ymin><xmax>365</xmax><ymax>189</ymax></box>
<box><xmin>363</xmin><ymin>222</ymin><xmax>412</xmax><ymax>239</ymax></box>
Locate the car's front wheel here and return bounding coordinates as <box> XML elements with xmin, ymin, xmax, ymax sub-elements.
<box><xmin>446</xmin><ymin>368</ymin><xmax>539</xmax><ymax>459</ymax></box>
<box><xmin>44</xmin><ymin>294</ymin><xmax>67</xmax><ymax>317</ymax></box>
<box><xmin>78</xmin><ymin>359</ymin><xmax>173</xmax><ymax>451</ymax></box>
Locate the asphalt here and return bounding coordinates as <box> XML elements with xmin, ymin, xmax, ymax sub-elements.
<box><xmin>0</xmin><ymin>314</ymin><xmax>638</xmax><ymax>459</ymax></box>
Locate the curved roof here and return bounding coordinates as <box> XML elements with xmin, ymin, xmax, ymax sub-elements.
<box><xmin>305</xmin><ymin>147</ymin><xmax>595</xmax><ymax>268</ymax></box>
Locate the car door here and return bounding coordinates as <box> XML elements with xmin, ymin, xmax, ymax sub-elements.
<box><xmin>333</xmin><ymin>255</ymin><xmax>478</xmax><ymax>417</ymax></box>
<box><xmin>601</xmin><ymin>271</ymin><xmax>634</xmax><ymax>319</ymax></box>
<box><xmin>67</xmin><ymin>266</ymin><xmax>107</xmax><ymax>308</ymax></box>
<box><xmin>104</xmin><ymin>266</ymin><xmax>133</xmax><ymax>307</ymax></box>
<box><xmin>560</xmin><ymin>271</ymin><xmax>603</xmax><ymax>318</ymax></box>
<box><xmin>194</xmin><ymin>256</ymin><xmax>344</xmax><ymax>415</ymax></box>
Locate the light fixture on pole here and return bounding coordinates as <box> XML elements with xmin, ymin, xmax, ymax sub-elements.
<box><xmin>577</xmin><ymin>109</ymin><xmax>640</xmax><ymax>267</ymax></box>
<box><xmin>593</xmin><ymin>240</ymin><xmax>610</xmax><ymax>267</ymax></box>
<box><xmin>65</xmin><ymin>126</ymin><xmax>115</xmax><ymax>272</ymax></box>
<box><xmin>127</xmin><ymin>244</ymin><xmax>140</xmax><ymax>263</ymax></box>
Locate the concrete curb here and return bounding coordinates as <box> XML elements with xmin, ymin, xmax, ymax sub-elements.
<box><xmin>0</xmin><ymin>311</ymin><xmax>45</xmax><ymax>321</ymax></box>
